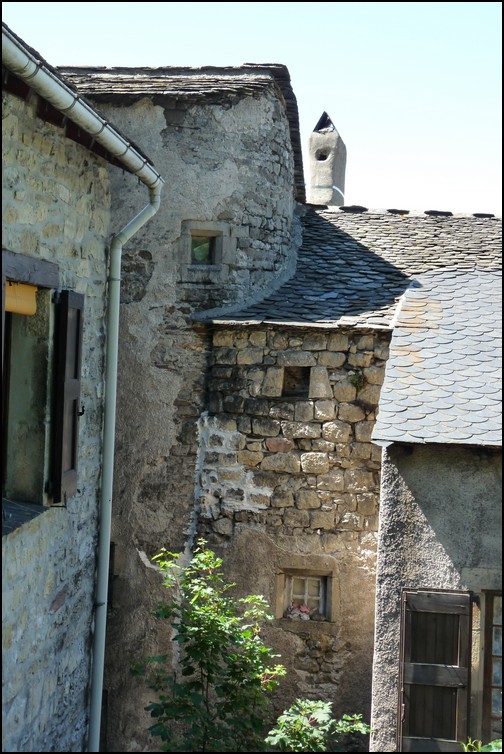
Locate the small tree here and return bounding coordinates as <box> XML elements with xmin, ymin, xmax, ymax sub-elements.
<box><xmin>131</xmin><ymin>539</ymin><xmax>286</xmax><ymax>752</ymax></box>
<box><xmin>265</xmin><ymin>698</ymin><xmax>371</xmax><ymax>752</ymax></box>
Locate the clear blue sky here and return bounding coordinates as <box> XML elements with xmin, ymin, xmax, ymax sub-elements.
<box><xmin>3</xmin><ymin>2</ymin><xmax>502</xmax><ymax>214</ymax></box>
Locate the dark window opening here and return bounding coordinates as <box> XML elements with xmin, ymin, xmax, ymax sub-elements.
<box><xmin>282</xmin><ymin>366</ymin><xmax>310</xmax><ymax>398</ymax></box>
<box><xmin>315</xmin><ymin>149</ymin><xmax>330</xmax><ymax>162</ymax></box>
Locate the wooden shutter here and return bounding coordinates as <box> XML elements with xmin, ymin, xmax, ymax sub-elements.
<box><xmin>398</xmin><ymin>589</ymin><xmax>471</xmax><ymax>752</ymax></box>
<box><xmin>53</xmin><ymin>290</ymin><xmax>84</xmax><ymax>504</ymax></box>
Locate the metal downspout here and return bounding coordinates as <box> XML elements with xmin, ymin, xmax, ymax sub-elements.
<box><xmin>2</xmin><ymin>24</ymin><xmax>164</xmax><ymax>753</ymax></box>
<box><xmin>88</xmin><ymin>187</ymin><xmax>162</xmax><ymax>752</ymax></box>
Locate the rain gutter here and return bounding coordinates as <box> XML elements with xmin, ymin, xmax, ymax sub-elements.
<box><xmin>2</xmin><ymin>24</ymin><xmax>164</xmax><ymax>753</ymax></box>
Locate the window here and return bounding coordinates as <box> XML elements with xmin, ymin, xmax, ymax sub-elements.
<box><xmin>2</xmin><ymin>250</ymin><xmax>84</xmax><ymax>533</ymax></box>
<box><xmin>483</xmin><ymin>592</ymin><xmax>502</xmax><ymax>742</ymax></box>
<box><xmin>191</xmin><ymin>235</ymin><xmax>218</xmax><ymax>265</ymax></box>
<box><xmin>178</xmin><ymin>220</ymin><xmax>236</xmax><ymax>284</ymax></box>
<box><xmin>284</xmin><ymin>574</ymin><xmax>327</xmax><ymax>619</ymax></box>
<box><xmin>276</xmin><ymin>561</ymin><xmax>338</xmax><ymax>623</ymax></box>
<box><xmin>282</xmin><ymin>367</ymin><xmax>310</xmax><ymax>398</ymax></box>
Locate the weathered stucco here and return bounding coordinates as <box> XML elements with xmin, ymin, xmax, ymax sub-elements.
<box><xmin>370</xmin><ymin>444</ymin><xmax>502</xmax><ymax>752</ymax></box>
<box><xmin>90</xmin><ymin>88</ymin><xmax>303</xmax><ymax>750</ymax></box>
<box><xmin>2</xmin><ymin>91</ymin><xmax>111</xmax><ymax>752</ymax></box>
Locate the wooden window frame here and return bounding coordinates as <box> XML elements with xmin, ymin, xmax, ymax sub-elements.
<box><xmin>483</xmin><ymin>591</ymin><xmax>502</xmax><ymax>742</ymax></box>
<box><xmin>2</xmin><ymin>249</ymin><xmax>84</xmax><ymax>516</ymax></box>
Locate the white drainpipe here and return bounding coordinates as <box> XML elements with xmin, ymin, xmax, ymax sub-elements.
<box><xmin>2</xmin><ymin>25</ymin><xmax>164</xmax><ymax>753</ymax></box>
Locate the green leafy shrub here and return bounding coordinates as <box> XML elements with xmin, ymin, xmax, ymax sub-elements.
<box><xmin>131</xmin><ymin>539</ymin><xmax>286</xmax><ymax>752</ymax></box>
<box><xmin>265</xmin><ymin>698</ymin><xmax>371</xmax><ymax>752</ymax></box>
<box><xmin>461</xmin><ymin>739</ymin><xmax>502</xmax><ymax>752</ymax></box>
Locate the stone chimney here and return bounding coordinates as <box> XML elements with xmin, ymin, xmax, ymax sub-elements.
<box><xmin>307</xmin><ymin>112</ymin><xmax>346</xmax><ymax>206</ymax></box>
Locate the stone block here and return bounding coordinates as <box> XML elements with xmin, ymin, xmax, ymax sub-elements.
<box><xmin>354</xmin><ymin>421</ymin><xmax>374</xmax><ymax>442</ymax></box>
<box><xmin>357</xmin><ymin>493</ymin><xmax>377</xmax><ymax>516</ymax></box>
<box><xmin>237</xmin><ymin>348</ymin><xmax>264</xmax><ymax>365</ymax></box>
<box><xmin>282</xmin><ymin>422</ymin><xmax>321</xmax><ymax>439</ymax></box>
<box><xmin>332</xmin><ymin>381</ymin><xmax>357</xmax><ymax>402</ymax></box>
<box><xmin>322</xmin><ymin>420</ymin><xmax>351</xmax><ymax>443</ymax></box>
<box><xmin>344</xmin><ymin>469</ymin><xmax>375</xmax><ymax>492</ymax></box>
<box><xmin>262</xmin><ymin>367</ymin><xmax>284</xmax><ymax>396</ymax></box>
<box><xmin>237</xmin><ymin>450</ymin><xmax>264</xmax><ymax>467</ymax></box>
<box><xmin>277</xmin><ymin>351</ymin><xmax>317</xmax><ymax>367</ymax></box>
<box><xmin>314</xmin><ymin>400</ymin><xmax>335</xmax><ymax>421</ymax></box>
<box><xmin>310</xmin><ymin>510</ymin><xmax>336</xmax><ymax>530</ymax></box>
<box><xmin>363</xmin><ymin>365</ymin><xmax>385</xmax><ymax>385</ymax></box>
<box><xmin>348</xmin><ymin>352</ymin><xmax>373</xmax><ymax>368</ymax></box>
<box><xmin>252</xmin><ymin>417</ymin><xmax>281</xmax><ymax>436</ymax></box>
<box><xmin>309</xmin><ymin>367</ymin><xmax>333</xmax><ymax>399</ymax></box>
<box><xmin>327</xmin><ymin>333</ymin><xmax>349</xmax><ymax>351</ymax></box>
<box><xmin>296</xmin><ymin>490</ymin><xmax>321</xmax><ymax>509</ymax></box>
<box><xmin>261</xmin><ymin>453</ymin><xmax>300</xmax><ymax>473</ymax></box>
<box><xmin>271</xmin><ymin>490</ymin><xmax>295</xmax><ymax>508</ymax></box>
<box><xmin>319</xmin><ymin>352</ymin><xmax>346</xmax><ymax>368</ymax></box>
<box><xmin>317</xmin><ymin>469</ymin><xmax>345</xmax><ymax>491</ymax></box>
<box><xmin>338</xmin><ymin>403</ymin><xmax>366</xmax><ymax>423</ymax></box>
<box><xmin>357</xmin><ymin>384</ymin><xmax>382</xmax><ymax>406</ymax></box>
<box><xmin>265</xmin><ymin>437</ymin><xmax>295</xmax><ymax>453</ymax></box>
<box><xmin>283</xmin><ymin>508</ymin><xmax>310</xmax><ymax>527</ymax></box>
<box><xmin>294</xmin><ymin>402</ymin><xmax>314</xmax><ymax>421</ymax></box>
<box><xmin>301</xmin><ymin>453</ymin><xmax>330</xmax><ymax>474</ymax></box>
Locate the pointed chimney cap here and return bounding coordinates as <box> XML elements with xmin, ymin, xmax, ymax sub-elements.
<box><xmin>313</xmin><ymin>112</ymin><xmax>337</xmax><ymax>133</ymax></box>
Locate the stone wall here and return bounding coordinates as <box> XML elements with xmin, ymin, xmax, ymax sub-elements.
<box><xmin>193</xmin><ymin>324</ymin><xmax>391</xmax><ymax>735</ymax></box>
<box><xmin>2</xmin><ymin>91</ymin><xmax>111</xmax><ymax>752</ymax></box>
<box><xmin>88</xmin><ymin>87</ymin><xmax>303</xmax><ymax>750</ymax></box>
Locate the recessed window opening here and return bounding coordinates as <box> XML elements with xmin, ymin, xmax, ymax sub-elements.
<box><xmin>191</xmin><ymin>235</ymin><xmax>217</xmax><ymax>265</ymax></box>
<box><xmin>315</xmin><ymin>149</ymin><xmax>330</xmax><ymax>162</ymax></box>
<box><xmin>282</xmin><ymin>366</ymin><xmax>310</xmax><ymax>398</ymax></box>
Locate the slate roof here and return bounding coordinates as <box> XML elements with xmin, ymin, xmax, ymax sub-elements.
<box><xmin>372</xmin><ymin>268</ymin><xmax>502</xmax><ymax>446</ymax></box>
<box><xmin>59</xmin><ymin>64</ymin><xmax>305</xmax><ymax>203</ymax></box>
<box><xmin>209</xmin><ymin>207</ymin><xmax>501</xmax><ymax>328</ymax></box>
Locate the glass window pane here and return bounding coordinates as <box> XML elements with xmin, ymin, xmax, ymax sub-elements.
<box><xmin>493</xmin><ymin>658</ymin><xmax>502</xmax><ymax>686</ymax></box>
<box><xmin>493</xmin><ymin>626</ymin><xmax>502</xmax><ymax>657</ymax></box>
<box><xmin>307</xmin><ymin>579</ymin><xmax>320</xmax><ymax>597</ymax></box>
<box><xmin>492</xmin><ymin>688</ymin><xmax>502</xmax><ymax>716</ymax></box>
<box><xmin>494</xmin><ymin>596</ymin><xmax>502</xmax><ymax>626</ymax></box>
<box><xmin>191</xmin><ymin>238</ymin><xmax>212</xmax><ymax>264</ymax></box>
<box><xmin>292</xmin><ymin>577</ymin><xmax>305</xmax><ymax>597</ymax></box>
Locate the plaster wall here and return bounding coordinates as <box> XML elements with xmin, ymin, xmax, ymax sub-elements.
<box><xmin>2</xmin><ymin>91</ymin><xmax>111</xmax><ymax>751</ymax></box>
<box><xmin>370</xmin><ymin>444</ymin><xmax>502</xmax><ymax>752</ymax></box>
<box><xmin>87</xmin><ymin>88</ymin><xmax>302</xmax><ymax>750</ymax></box>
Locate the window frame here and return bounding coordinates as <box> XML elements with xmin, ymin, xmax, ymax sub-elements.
<box><xmin>483</xmin><ymin>591</ymin><xmax>502</xmax><ymax>742</ymax></box>
<box><xmin>2</xmin><ymin>249</ymin><xmax>84</xmax><ymax>522</ymax></box>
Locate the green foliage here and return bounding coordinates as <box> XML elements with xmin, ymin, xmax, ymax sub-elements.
<box><xmin>131</xmin><ymin>539</ymin><xmax>286</xmax><ymax>752</ymax></box>
<box><xmin>461</xmin><ymin>739</ymin><xmax>502</xmax><ymax>752</ymax></box>
<box><xmin>264</xmin><ymin>698</ymin><xmax>371</xmax><ymax>752</ymax></box>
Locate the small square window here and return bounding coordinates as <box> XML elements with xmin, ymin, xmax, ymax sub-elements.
<box><xmin>283</xmin><ymin>367</ymin><xmax>310</xmax><ymax>398</ymax></box>
<box><xmin>283</xmin><ymin>574</ymin><xmax>327</xmax><ymax>620</ymax></box>
<box><xmin>275</xmin><ymin>562</ymin><xmax>338</xmax><ymax>623</ymax></box>
<box><xmin>191</xmin><ymin>236</ymin><xmax>217</xmax><ymax>265</ymax></box>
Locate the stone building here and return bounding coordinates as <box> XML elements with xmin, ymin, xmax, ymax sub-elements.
<box><xmin>2</xmin><ymin>21</ymin><xmax>501</xmax><ymax>753</ymax></box>
<box><xmin>63</xmin><ymin>58</ymin><xmax>501</xmax><ymax>751</ymax></box>
<box><xmin>2</xmin><ymin>24</ymin><xmax>162</xmax><ymax>753</ymax></box>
